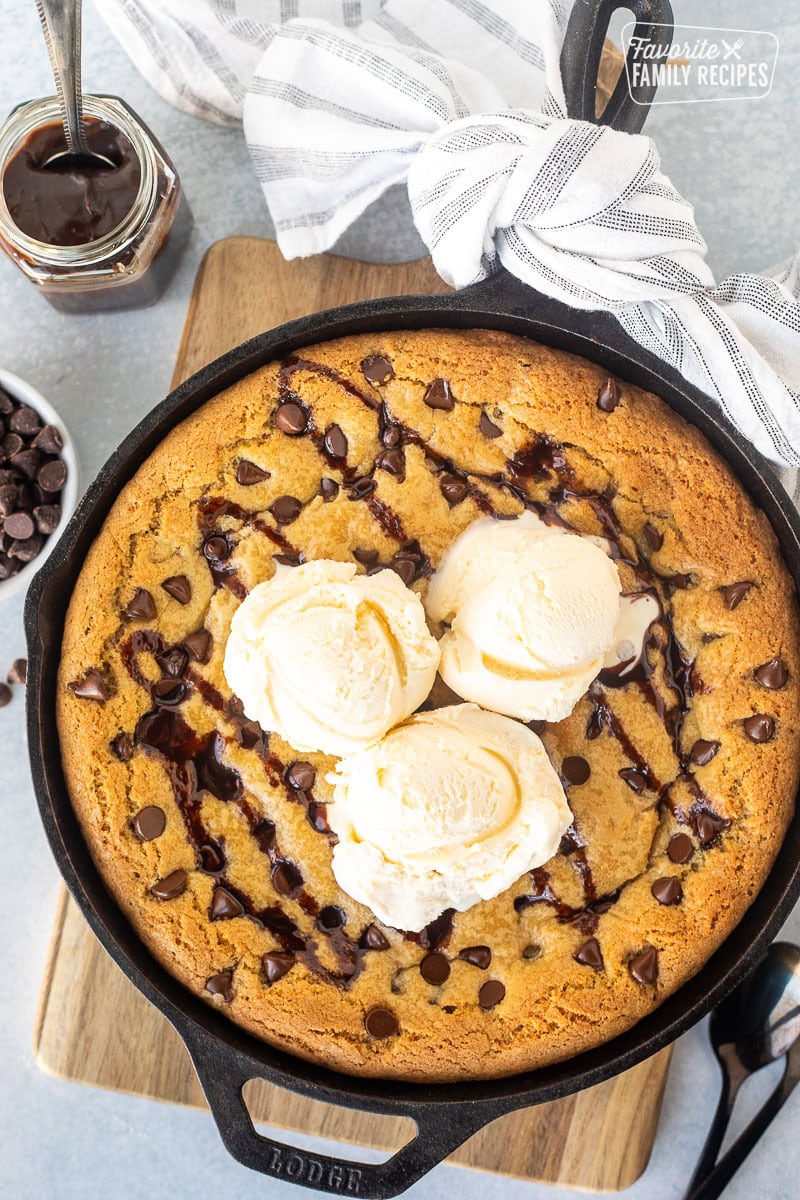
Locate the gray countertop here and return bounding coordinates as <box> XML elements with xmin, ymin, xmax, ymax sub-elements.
<box><xmin>1</xmin><ymin>2</ymin><xmax>799</xmax><ymax>1198</ymax></box>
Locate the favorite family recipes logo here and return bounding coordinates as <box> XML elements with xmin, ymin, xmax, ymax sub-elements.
<box><xmin>621</xmin><ymin>24</ymin><xmax>779</xmax><ymax>104</ymax></box>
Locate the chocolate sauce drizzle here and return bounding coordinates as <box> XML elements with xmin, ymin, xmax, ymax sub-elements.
<box><xmin>116</xmin><ymin>350</ymin><xmax>732</xmax><ymax>981</ymax></box>
<box><xmin>119</xmin><ymin>632</ymin><xmax>377</xmax><ymax>987</ymax></box>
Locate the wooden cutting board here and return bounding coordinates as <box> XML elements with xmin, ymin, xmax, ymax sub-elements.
<box><xmin>34</xmin><ymin>237</ymin><xmax>672</xmax><ymax>1192</ymax></box>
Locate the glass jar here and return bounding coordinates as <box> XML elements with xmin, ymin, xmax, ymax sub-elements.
<box><xmin>0</xmin><ymin>95</ymin><xmax>192</xmax><ymax>312</ymax></box>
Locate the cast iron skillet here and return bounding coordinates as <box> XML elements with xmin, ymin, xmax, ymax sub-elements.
<box><xmin>25</xmin><ymin>2</ymin><xmax>800</xmax><ymax>1197</ymax></box>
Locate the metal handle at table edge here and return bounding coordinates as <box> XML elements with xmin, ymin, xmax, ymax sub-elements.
<box><xmin>181</xmin><ymin>1029</ymin><xmax>504</xmax><ymax>1199</ymax></box>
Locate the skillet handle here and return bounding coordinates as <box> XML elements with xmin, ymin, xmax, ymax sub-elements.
<box><xmin>560</xmin><ymin>0</ymin><xmax>675</xmax><ymax>132</ymax></box>
<box><xmin>182</xmin><ymin>1033</ymin><xmax>497</xmax><ymax>1199</ymax></box>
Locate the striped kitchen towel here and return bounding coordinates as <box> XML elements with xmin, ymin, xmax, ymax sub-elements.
<box><xmin>96</xmin><ymin>0</ymin><xmax>800</xmax><ymax>472</ymax></box>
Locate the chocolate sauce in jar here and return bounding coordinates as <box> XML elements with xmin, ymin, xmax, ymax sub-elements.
<box><xmin>2</xmin><ymin>119</ymin><xmax>141</xmax><ymax>246</ymax></box>
<box><xmin>0</xmin><ymin>96</ymin><xmax>191</xmax><ymax>312</ymax></box>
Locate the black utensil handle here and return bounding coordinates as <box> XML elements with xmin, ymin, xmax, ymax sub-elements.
<box><xmin>683</xmin><ymin>1065</ymin><xmax>742</xmax><ymax>1195</ymax></box>
<box><xmin>687</xmin><ymin>1065</ymin><xmax>799</xmax><ymax>1200</ymax></box>
<box><xmin>183</xmin><ymin>1035</ymin><xmax>493</xmax><ymax>1199</ymax></box>
<box><xmin>560</xmin><ymin>0</ymin><xmax>675</xmax><ymax>133</ymax></box>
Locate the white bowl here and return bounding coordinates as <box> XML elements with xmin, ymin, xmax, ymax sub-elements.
<box><xmin>0</xmin><ymin>368</ymin><xmax>79</xmax><ymax>603</ymax></box>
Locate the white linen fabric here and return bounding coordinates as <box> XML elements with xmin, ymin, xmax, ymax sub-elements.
<box><xmin>96</xmin><ymin>0</ymin><xmax>800</xmax><ymax>469</ymax></box>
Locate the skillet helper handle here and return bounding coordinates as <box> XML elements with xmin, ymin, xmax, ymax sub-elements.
<box><xmin>184</xmin><ymin>1035</ymin><xmax>494</xmax><ymax>1199</ymax></box>
<box><xmin>560</xmin><ymin>0</ymin><xmax>675</xmax><ymax>133</ymax></box>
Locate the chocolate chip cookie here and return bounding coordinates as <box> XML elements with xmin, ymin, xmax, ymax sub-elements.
<box><xmin>57</xmin><ymin>329</ymin><xmax>800</xmax><ymax>1081</ymax></box>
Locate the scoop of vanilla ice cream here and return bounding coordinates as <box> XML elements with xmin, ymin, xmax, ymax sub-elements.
<box><xmin>223</xmin><ymin>560</ymin><xmax>440</xmax><ymax>756</ymax></box>
<box><xmin>426</xmin><ymin>512</ymin><xmax>621</xmax><ymax>723</ymax></box>
<box><xmin>327</xmin><ymin>703</ymin><xmax>572</xmax><ymax>930</ymax></box>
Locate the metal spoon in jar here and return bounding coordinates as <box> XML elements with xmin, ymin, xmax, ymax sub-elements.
<box><xmin>34</xmin><ymin>0</ymin><xmax>115</xmax><ymax>169</ymax></box>
<box><xmin>684</xmin><ymin>941</ymin><xmax>800</xmax><ymax>1200</ymax></box>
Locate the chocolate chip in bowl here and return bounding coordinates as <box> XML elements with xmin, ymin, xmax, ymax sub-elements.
<box><xmin>0</xmin><ymin>368</ymin><xmax>78</xmax><ymax>601</ymax></box>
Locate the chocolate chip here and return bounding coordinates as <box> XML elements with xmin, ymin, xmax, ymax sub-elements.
<box><xmin>529</xmin><ymin>720</ymin><xmax>547</xmax><ymax>736</ymax></box>
<box><xmin>644</xmin><ymin>523</ymin><xmax>663</xmax><ymax>551</ymax></box>
<box><xmin>10</xmin><ymin>451</ymin><xmax>41</xmax><ymax>482</ymax></box>
<box><xmin>162</xmin><ymin>575</ymin><xmax>191</xmax><ymax>604</ymax></box>
<box><xmin>522</xmin><ymin>944</ymin><xmax>541</xmax><ymax>961</ymax></box>
<box><xmin>619</xmin><ymin>767</ymin><xmax>647</xmax><ymax>793</ymax></box>
<box><xmin>364</xmin><ymin>1007</ymin><xmax>399</xmax><ymax>1038</ymax></box>
<box><xmin>7</xmin><ymin>658</ymin><xmax>26</xmax><ymax>685</ymax></box>
<box><xmin>667</xmin><ymin>832</ymin><xmax>694</xmax><ymax>863</ymax></box>
<box><xmin>721</xmin><ymin>581</ymin><xmax>754</xmax><ymax>610</ymax></box>
<box><xmin>33</xmin><ymin>503</ymin><xmax>60</xmax><ymax>534</ymax></box>
<box><xmin>353</xmin><ymin>547</ymin><xmax>378</xmax><ymax>567</ymax></box>
<box><xmin>562</xmin><ymin>756</ymin><xmax>591</xmax><ymax>785</ymax></box>
<box><xmin>210</xmin><ymin>886</ymin><xmax>244</xmax><ymax>919</ymax></box>
<box><xmin>317</xmin><ymin>905</ymin><xmax>346</xmax><ymax>933</ymax></box>
<box><xmin>9</xmin><ymin>532</ymin><xmax>44</xmax><ymax>561</ymax></box>
<box><xmin>254</xmin><ymin>819</ymin><xmax>276</xmax><ymax>853</ymax></box>
<box><xmin>286</xmin><ymin>761</ymin><xmax>316</xmax><ymax>791</ymax></box>
<box><xmin>478</xmin><ymin>980</ymin><xmax>505</xmax><ymax>1009</ymax></box>
<box><xmin>390</xmin><ymin>557</ymin><xmax>415</xmax><ymax>587</ymax></box>
<box><xmin>0</xmin><ymin>682</ymin><xmax>11</xmax><ymax>707</ymax></box>
<box><xmin>420</xmin><ymin>952</ymin><xmax>450</xmax><ymax>985</ymax></box>
<box><xmin>275</xmin><ymin>400</ymin><xmax>309</xmax><ymax>436</ymax></box>
<box><xmin>323</xmin><ymin>423</ymin><xmax>348</xmax><ymax>460</ymax></box>
<box><xmin>110</xmin><ymin>732</ymin><xmax>133</xmax><ymax>761</ymax></box>
<box><xmin>37</xmin><ymin>459</ymin><xmax>67</xmax><ymax>493</ymax></box>
<box><xmin>205</xmin><ymin>970</ymin><xmax>234</xmax><ymax>1002</ymax></box>
<box><xmin>237</xmin><ymin>719</ymin><xmax>263</xmax><ymax>750</ymax></box>
<box><xmin>2</xmin><ymin>433</ymin><xmax>23</xmax><ymax>458</ymax></box>
<box><xmin>382</xmin><ymin>423</ymin><xmax>402</xmax><ymax>448</ymax></box>
<box><xmin>651</xmin><ymin>876</ymin><xmax>682</xmax><ymax>905</ymax></box>
<box><xmin>361</xmin><ymin>355</ymin><xmax>394</xmax><ymax>385</ymax></box>
<box><xmin>628</xmin><ymin>944</ymin><xmax>658</xmax><ymax>985</ymax></box>
<box><xmin>152</xmin><ymin>678</ymin><xmax>186</xmax><ymax>706</ymax></box>
<box><xmin>235</xmin><ymin>458</ymin><xmax>270</xmax><ymax>486</ymax></box>
<box><xmin>123</xmin><ymin>587</ymin><xmax>156</xmax><ymax>621</ymax></box>
<box><xmin>420</xmin><ymin>909</ymin><xmax>454</xmax><ymax>951</ymax></box>
<box><xmin>480</xmin><ymin>411</ymin><xmax>502</xmax><ymax>439</ymax></box>
<box><xmin>263</xmin><ymin>952</ymin><xmax>295</xmax><ymax>984</ymax></box>
<box><xmin>574</xmin><ymin>938</ymin><xmax>604</xmax><ymax>969</ymax></box>
<box><xmin>597</xmin><ymin>377</ymin><xmax>620</xmax><ymax>412</ymax></box>
<box><xmin>689</xmin><ymin>739</ymin><xmax>720</xmax><ymax>766</ymax></box>
<box><xmin>360</xmin><ymin>924</ymin><xmax>390</xmax><ymax>951</ymax></box>
<box><xmin>439</xmin><ymin>473</ymin><xmax>468</xmax><ymax>506</ymax></box>
<box><xmin>3</xmin><ymin>511</ymin><xmax>34</xmax><ymax>540</ymax></box>
<box><xmin>199</xmin><ymin>843</ymin><xmax>226</xmax><ymax>874</ymax></box>
<box><xmin>270</xmin><ymin>495</ymin><xmax>302</xmax><ymax>525</ymax></box>
<box><xmin>183</xmin><ymin>629</ymin><xmax>212</xmax><ymax>663</ymax></box>
<box><xmin>273</xmin><ymin>553</ymin><xmax>303</xmax><ymax>567</ymax></box>
<box><xmin>458</xmin><ymin>946</ymin><xmax>491</xmax><ymax>970</ymax></box>
<box><xmin>744</xmin><ymin>713</ymin><xmax>775</xmax><ymax>743</ymax></box>
<box><xmin>68</xmin><ymin>668</ymin><xmax>109</xmax><ymax>702</ymax></box>
<box><xmin>695</xmin><ymin>810</ymin><xmax>730</xmax><ymax>846</ymax></box>
<box><xmin>156</xmin><ymin>647</ymin><xmax>188</xmax><ymax>678</ymax></box>
<box><xmin>9</xmin><ymin>405</ymin><xmax>40</xmax><ymax>436</ymax></box>
<box><xmin>0</xmin><ymin>389</ymin><xmax>13</xmax><ymax>415</ymax></box>
<box><xmin>133</xmin><ymin>805</ymin><xmax>166</xmax><ymax>841</ymax></box>
<box><xmin>423</xmin><ymin>378</ymin><xmax>454</xmax><ymax>411</ymax></box>
<box><xmin>754</xmin><ymin>657</ymin><xmax>789</xmax><ymax>690</ymax></box>
<box><xmin>663</xmin><ymin>572</ymin><xmax>694</xmax><ymax>597</ymax></box>
<box><xmin>0</xmin><ymin>485</ymin><xmax>17</xmax><ymax>517</ymax></box>
<box><xmin>203</xmin><ymin>533</ymin><xmax>231</xmax><ymax>561</ymax></box>
<box><xmin>320</xmin><ymin>477</ymin><xmax>339</xmax><ymax>501</ymax></box>
<box><xmin>348</xmin><ymin>477</ymin><xmax>376</xmax><ymax>501</ymax></box>
<box><xmin>376</xmin><ymin>448</ymin><xmax>405</xmax><ymax>480</ymax></box>
<box><xmin>32</xmin><ymin>424</ymin><xmax>63</xmax><ymax>454</ymax></box>
<box><xmin>150</xmin><ymin>869</ymin><xmax>188</xmax><ymax>900</ymax></box>
<box><xmin>272</xmin><ymin>860</ymin><xmax>303</xmax><ymax>898</ymax></box>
